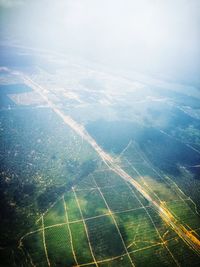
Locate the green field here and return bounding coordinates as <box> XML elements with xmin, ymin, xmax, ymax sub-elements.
<box><xmin>1</xmin><ymin>74</ymin><xmax>200</xmax><ymax>267</ymax></box>
<box><xmin>5</xmin><ymin>117</ymin><xmax>199</xmax><ymax>266</ymax></box>
<box><xmin>19</xmin><ymin>165</ymin><xmax>200</xmax><ymax>266</ymax></box>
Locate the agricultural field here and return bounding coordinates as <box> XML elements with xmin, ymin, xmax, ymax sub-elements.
<box><xmin>0</xmin><ymin>45</ymin><xmax>200</xmax><ymax>266</ymax></box>
<box><xmin>19</xmin><ymin>166</ymin><xmax>200</xmax><ymax>267</ymax></box>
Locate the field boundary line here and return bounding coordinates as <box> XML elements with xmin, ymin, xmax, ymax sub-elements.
<box><xmin>16</xmin><ymin>72</ymin><xmax>200</xmax><ymax>257</ymax></box>
<box><xmin>92</xmin><ymin>176</ymin><xmax>136</xmax><ymax>267</ymax></box>
<box><xmin>25</xmin><ymin>249</ymin><xmax>36</xmax><ymax>267</ymax></box>
<box><xmin>125</xmin><ymin>181</ymin><xmax>180</xmax><ymax>267</ymax></box>
<box><xmin>42</xmin><ymin>215</ymin><xmax>51</xmax><ymax>267</ymax></box>
<box><xmin>132</xmin><ymin>140</ymin><xmax>200</xmax><ymax>217</ymax></box>
<box><xmin>125</xmin><ymin>158</ymin><xmax>162</xmax><ymax>203</ymax></box>
<box><xmin>116</xmin><ymin>140</ymin><xmax>133</xmax><ymax>161</ymax></box>
<box><xmin>129</xmin><ymin>236</ymin><xmax>178</xmax><ymax>254</ymax></box>
<box><xmin>74</xmin><ymin>184</ymin><xmax>122</xmax><ymax>192</ymax></box>
<box><xmin>74</xmin><ymin>236</ymin><xmax>179</xmax><ymax>267</ymax></box>
<box><xmin>74</xmin><ymin>252</ymin><xmax>128</xmax><ymax>267</ymax></box>
<box><xmin>73</xmin><ymin>187</ymin><xmax>98</xmax><ymax>267</ymax></box>
<box><xmin>63</xmin><ymin>196</ymin><xmax>79</xmax><ymax>266</ymax></box>
<box><xmin>18</xmin><ymin>205</ymin><xmax>151</xmax><ymax>246</ymax></box>
<box><xmin>36</xmin><ymin>196</ymin><xmax>63</xmax><ymax>224</ymax></box>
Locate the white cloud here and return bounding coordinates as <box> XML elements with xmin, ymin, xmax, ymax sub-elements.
<box><xmin>1</xmin><ymin>0</ymin><xmax>199</xmax><ymax>83</ymax></box>
<box><xmin>0</xmin><ymin>0</ymin><xmax>25</xmax><ymax>8</ymax></box>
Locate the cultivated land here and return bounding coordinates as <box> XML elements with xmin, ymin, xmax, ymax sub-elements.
<box><xmin>19</xmin><ymin>167</ymin><xmax>200</xmax><ymax>267</ymax></box>
<box><xmin>0</xmin><ymin>46</ymin><xmax>200</xmax><ymax>266</ymax></box>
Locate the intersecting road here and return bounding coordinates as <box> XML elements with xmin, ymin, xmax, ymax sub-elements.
<box><xmin>14</xmin><ymin>71</ymin><xmax>200</xmax><ymax>257</ymax></box>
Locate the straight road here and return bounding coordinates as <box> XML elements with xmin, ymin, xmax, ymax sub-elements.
<box><xmin>16</xmin><ymin>72</ymin><xmax>200</xmax><ymax>257</ymax></box>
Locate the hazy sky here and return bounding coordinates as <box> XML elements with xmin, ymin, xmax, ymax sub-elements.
<box><xmin>0</xmin><ymin>0</ymin><xmax>200</xmax><ymax>84</ymax></box>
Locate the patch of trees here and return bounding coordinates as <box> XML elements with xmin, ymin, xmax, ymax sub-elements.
<box><xmin>37</xmin><ymin>159</ymin><xmax>97</xmax><ymax>212</ymax></box>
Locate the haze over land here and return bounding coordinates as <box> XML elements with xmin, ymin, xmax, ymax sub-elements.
<box><xmin>0</xmin><ymin>1</ymin><xmax>200</xmax><ymax>266</ymax></box>
<box><xmin>1</xmin><ymin>0</ymin><xmax>200</xmax><ymax>84</ymax></box>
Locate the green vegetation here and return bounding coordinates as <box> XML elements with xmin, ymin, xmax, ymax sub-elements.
<box><xmin>99</xmin><ymin>255</ymin><xmax>132</xmax><ymax>267</ymax></box>
<box><xmin>93</xmin><ymin>170</ymin><xmax>125</xmax><ymax>188</ymax></box>
<box><xmin>1</xmin><ymin>72</ymin><xmax>200</xmax><ymax>266</ymax></box>
<box><xmin>44</xmin><ymin>199</ymin><xmax>66</xmax><ymax>226</ymax></box>
<box><xmin>167</xmin><ymin>238</ymin><xmax>200</xmax><ymax>267</ymax></box>
<box><xmin>167</xmin><ymin>200</ymin><xmax>200</xmax><ymax>229</ymax></box>
<box><xmin>0</xmin><ymin>107</ymin><xmax>98</xmax><ymax>263</ymax></box>
<box><xmin>45</xmin><ymin>225</ymin><xmax>75</xmax><ymax>266</ymax></box>
<box><xmin>86</xmin><ymin>215</ymin><xmax>125</xmax><ymax>260</ymax></box>
<box><xmin>23</xmin><ymin>232</ymin><xmax>47</xmax><ymax>266</ymax></box>
<box><xmin>131</xmin><ymin>244</ymin><xmax>176</xmax><ymax>267</ymax></box>
<box><xmin>19</xmin><ymin>162</ymin><xmax>200</xmax><ymax>266</ymax></box>
<box><xmin>101</xmin><ymin>185</ymin><xmax>141</xmax><ymax>212</ymax></box>
<box><xmin>70</xmin><ymin>222</ymin><xmax>94</xmax><ymax>264</ymax></box>
<box><xmin>64</xmin><ymin>191</ymin><xmax>82</xmax><ymax>222</ymax></box>
<box><xmin>115</xmin><ymin>209</ymin><xmax>160</xmax><ymax>251</ymax></box>
<box><xmin>76</xmin><ymin>188</ymin><xmax>108</xmax><ymax>218</ymax></box>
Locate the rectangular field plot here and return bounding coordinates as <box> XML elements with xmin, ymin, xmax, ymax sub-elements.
<box><xmin>45</xmin><ymin>225</ymin><xmax>76</xmax><ymax>267</ymax></box>
<box><xmin>130</xmin><ymin>243</ymin><xmax>176</xmax><ymax>267</ymax></box>
<box><xmin>99</xmin><ymin>255</ymin><xmax>132</xmax><ymax>267</ymax></box>
<box><xmin>23</xmin><ymin>231</ymin><xmax>48</xmax><ymax>266</ymax></box>
<box><xmin>92</xmin><ymin>170</ymin><xmax>125</xmax><ymax>188</ymax></box>
<box><xmin>166</xmin><ymin>200</ymin><xmax>200</xmax><ymax>230</ymax></box>
<box><xmin>101</xmin><ymin>185</ymin><xmax>142</xmax><ymax>212</ymax></box>
<box><xmin>70</xmin><ymin>221</ymin><xmax>94</xmax><ymax>264</ymax></box>
<box><xmin>167</xmin><ymin>237</ymin><xmax>200</xmax><ymax>267</ymax></box>
<box><xmin>76</xmin><ymin>189</ymin><xmax>109</xmax><ymax>218</ymax></box>
<box><xmin>64</xmin><ymin>191</ymin><xmax>82</xmax><ymax>222</ymax></box>
<box><xmin>86</xmin><ymin>215</ymin><xmax>125</xmax><ymax>261</ymax></box>
<box><xmin>114</xmin><ymin>209</ymin><xmax>160</xmax><ymax>252</ymax></box>
<box><xmin>44</xmin><ymin>199</ymin><xmax>66</xmax><ymax>226</ymax></box>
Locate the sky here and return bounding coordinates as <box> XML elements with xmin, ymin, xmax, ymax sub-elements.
<box><xmin>0</xmin><ymin>0</ymin><xmax>200</xmax><ymax>84</ymax></box>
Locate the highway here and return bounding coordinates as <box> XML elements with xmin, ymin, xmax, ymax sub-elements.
<box><xmin>19</xmin><ymin>73</ymin><xmax>200</xmax><ymax>257</ymax></box>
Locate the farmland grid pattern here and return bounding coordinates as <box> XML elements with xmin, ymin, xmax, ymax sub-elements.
<box><xmin>20</xmin><ymin>171</ymin><xmax>200</xmax><ymax>266</ymax></box>
<box><xmin>12</xmin><ymin>72</ymin><xmax>200</xmax><ymax>266</ymax></box>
